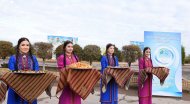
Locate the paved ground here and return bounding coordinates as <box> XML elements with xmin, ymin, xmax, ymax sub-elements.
<box><xmin>40</xmin><ymin>83</ymin><xmax>190</xmax><ymax>104</ymax></box>
<box><xmin>2</xmin><ymin>86</ymin><xmax>190</xmax><ymax>104</ymax></box>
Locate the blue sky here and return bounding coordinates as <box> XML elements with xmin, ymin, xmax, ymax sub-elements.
<box><xmin>0</xmin><ymin>0</ymin><xmax>190</xmax><ymax>55</ymax></box>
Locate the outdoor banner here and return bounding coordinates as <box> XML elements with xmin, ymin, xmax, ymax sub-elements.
<box><xmin>47</xmin><ymin>35</ymin><xmax>78</xmax><ymax>59</ymax></box>
<box><xmin>144</xmin><ymin>31</ymin><xmax>182</xmax><ymax>97</ymax></box>
<box><xmin>48</xmin><ymin>35</ymin><xmax>78</xmax><ymax>45</ymax></box>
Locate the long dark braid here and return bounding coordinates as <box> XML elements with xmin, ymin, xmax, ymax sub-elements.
<box><xmin>73</xmin><ymin>52</ymin><xmax>79</xmax><ymax>62</ymax></box>
<box><xmin>28</xmin><ymin>47</ymin><xmax>35</xmax><ymax>69</ymax></box>
<box><xmin>15</xmin><ymin>49</ymin><xmax>19</xmax><ymax>71</ymax></box>
<box><xmin>106</xmin><ymin>54</ymin><xmax>110</xmax><ymax>66</ymax></box>
<box><xmin>113</xmin><ymin>53</ymin><xmax>116</xmax><ymax>66</ymax></box>
<box><xmin>64</xmin><ymin>52</ymin><xmax>66</xmax><ymax>68</ymax></box>
<box><xmin>15</xmin><ymin>38</ymin><xmax>34</xmax><ymax>71</ymax></box>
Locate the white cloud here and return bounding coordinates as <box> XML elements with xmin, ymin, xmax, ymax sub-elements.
<box><xmin>0</xmin><ymin>0</ymin><xmax>190</xmax><ymax>55</ymax></box>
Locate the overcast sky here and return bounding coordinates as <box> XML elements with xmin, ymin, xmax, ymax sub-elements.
<box><xmin>0</xmin><ymin>0</ymin><xmax>190</xmax><ymax>55</ymax></box>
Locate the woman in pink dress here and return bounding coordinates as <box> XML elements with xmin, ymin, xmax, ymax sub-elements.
<box><xmin>57</xmin><ymin>40</ymin><xmax>81</xmax><ymax>104</ymax></box>
<box><xmin>138</xmin><ymin>47</ymin><xmax>153</xmax><ymax>104</ymax></box>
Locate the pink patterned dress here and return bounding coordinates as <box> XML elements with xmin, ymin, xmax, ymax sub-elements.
<box><xmin>57</xmin><ymin>54</ymin><xmax>81</xmax><ymax>104</ymax></box>
<box><xmin>138</xmin><ymin>57</ymin><xmax>153</xmax><ymax>104</ymax></box>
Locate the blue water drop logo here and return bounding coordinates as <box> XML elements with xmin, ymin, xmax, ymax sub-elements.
<box><xmin>155</xmin><ymin>47</ymin><xmax>175</xmax><ymax>66</ymax></box>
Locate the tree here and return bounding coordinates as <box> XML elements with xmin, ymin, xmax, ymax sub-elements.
<box><xmin>0</xmin><ymin>41</ymin><xmax>14</xmax><ymax>63</ymax></box>
<box><xmin>182</xmin><ymin>46</ymin><xmax>185</xmax><ymax>65</ymax></box>
<box><xmin>83</xmin><ymin>45</ymin><xmax>101</xmax><ymax>65</ymax></box>
<box><xmin>54</xmin><ymin>44</ymin><xmax>63</xmax><ymax>58</ymax></box>
<box><xmin>114</xmin><ymin>46</ymin><xmax>123</xmax><ymax>62</ymax></box>
<box><xmin>185</xmin><ymin>54</ymin><xmax>190</xmax><ymax>64</ymax></box>
<box><xmin>34</xmin><ymin>42</ymin><xmax>53</xmax><ymax>70</ymax></box>
<box><xmin>122</xmin><ymin>45</ymin><xmax>142</xmax><ymax>67</ymax></box>
<box><xmin>73</xmin><ymin>44</ymin><xmax>83</xmax><ymax>60</ymax></box>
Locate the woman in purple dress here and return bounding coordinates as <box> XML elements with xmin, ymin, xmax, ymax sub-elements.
<box><xmin>57</xmin><ymin>40</ymin><xmax>81</xmax><ymax>104</ymax></box>
<box><xmin>138</xmin><ymin>47</ymin><xmax>153</xmax><ymax>104</ymax></box>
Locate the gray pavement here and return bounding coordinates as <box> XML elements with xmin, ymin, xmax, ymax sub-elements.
<box><xmin>2</xmin><ymin>86</ymin><xmax>189</xmax><ymax>104</ymax></box>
